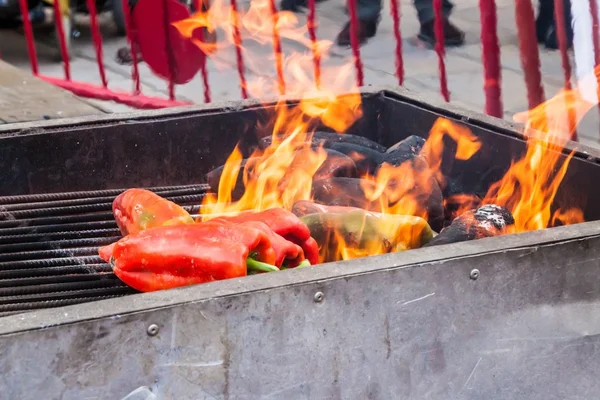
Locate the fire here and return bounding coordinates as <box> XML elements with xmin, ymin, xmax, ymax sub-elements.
<box><xmin>171</xmin><ymin>0</ymin><xmax>596</xmax><ymax>262</ymax></box>
<box><xmin>361</xmin><ymin>118</ymin><xmax>481</xmax><ymax>221</ymax></box>
<box><xmin>482</xmin><ymin>78</ymin><xmax>597</xmax><ymax>232</ymax></box>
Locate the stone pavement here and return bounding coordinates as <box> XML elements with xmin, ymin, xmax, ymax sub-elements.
<box><xmin>0</xmin><ymin>0</ymin><xmax>598</xmax><ymax>146</ymax></box>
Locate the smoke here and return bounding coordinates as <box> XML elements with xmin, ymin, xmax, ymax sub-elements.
<box><xmin>570</xmin><ymin>0</ymin><xmax>600</xmax><ymax>104</ymax></box>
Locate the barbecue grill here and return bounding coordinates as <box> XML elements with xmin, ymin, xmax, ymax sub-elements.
<box><xmin>1</xmin><ymin>87</ymin><xmax>600</xmax><ymax>399</ymax></box>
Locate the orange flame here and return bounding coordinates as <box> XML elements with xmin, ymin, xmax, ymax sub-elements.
<box><xmin>361</xmin><ymin>118</ymin><xmax>481</xmax><ymax>222</ymax></box>
<box><xmin>482</xmin><ymin>75</ymin><xmax>597</xmax><ymax>232</ymax></box>
<box><xmin>172</xmin><ymin>0</ymin><xmax>595</xmax><ymax>262</ymax></box>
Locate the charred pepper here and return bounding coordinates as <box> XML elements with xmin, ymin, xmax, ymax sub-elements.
<box><xmin>106</xmin><ymin>223</ymin><xmax>278</xmax><ymax>292</ymax></box>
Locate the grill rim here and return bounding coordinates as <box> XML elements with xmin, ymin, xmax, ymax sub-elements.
<box><xmin>0</xmin><ymin>86</ymin><xmax>598</xmax><ymax>328</ymax></box>
<box><xmin>0</xmin><ymin>219</ymin><xmax>598</xmax><ymax>333</ymax></box>
<box><xmin>1</xmin><ymin>87</ymin><xmax>598</xmax><ymax>163</ymax></box>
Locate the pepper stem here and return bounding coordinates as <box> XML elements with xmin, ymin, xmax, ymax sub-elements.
<box><xmin>246</xmin><ymin>257</ymin><xmax>280</xmax><ymax>273</ymax></box>
<box><xmin>297</xmin><ymin>260</ymin><xmax>311</xmax><ymax>267</ymax></box>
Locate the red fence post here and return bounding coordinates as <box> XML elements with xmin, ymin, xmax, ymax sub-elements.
<box><xmin>193</xmin><ymin>0</ymin><xmax>212</xmax><ymax>103</ymax></box>
<box><xmin>389</xmin><ymin>0</ymin><xmax>404</xmax><ymax>85</ymax></box>
<box><xmin>18</xmin><ymin>0</ymin><xmax>39</xmax><ymax>75</ymax></box>
<box><xmin>433</xmin><ymin>0</ymin><xmax>449</xmax><ymax>101</ymax></box>
<box><xmin>347</xmin><ymin>0</ymin><xmax>364</xmax><ymax>87</ymax></box>
<box><xmin>230</xmin><ymin>0</ymin><xmax>249</xmax><ymax>99</ymax></box>
<box><xmin>268</xmin><ymin>0</ymin><xmax>286</xmax><ymax>95</ymax></box>
<box><xmin>52</xmin><ymin>0</ymin><xmax>72</xmax><ymax>81</ymax></box>
<box><xmin>85</xmin><ymin>0</ymin><xmax>109</xmax><ymax>88</ymax></box>
<box><xmin>161</xmin><ymin>0</ymin><xmax>176</xmax><ymax>100</ymax></box>
<box><xmin>307</xmin><ymin>0</ymin><xmax>322</xmax><ymax>88</ymax></box>
<box><xmin>479</xmin><ymin>0</ymin><xmax>503</xmax><ymax>118</ymax></box>
<box><xmin>514</xmin><ymin>0</ymin><xmax>545</xmax><ymax>109</ymax></box>
<box><xmin>121</xmin><ymin>0</ymin><xmax>142</xmax><ymax>94</ymax></box>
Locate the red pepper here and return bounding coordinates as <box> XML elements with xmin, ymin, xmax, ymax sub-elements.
<box><xmin>113</xmin><ymin>188</ymin><xmax>194</xmax><ymax>236</ymax></box>
<box><xmin>208</xmin><ymin>208</ymin><xmax>319</xmax><ymax>265</ymax></box>
<box><xmin>106</xmin><ymin>223</ymin><xmax>278</xmax><ymax>292</ymax></box>
<box><xmin>98</xmin><ymin>242</ymin><xmax>116</xmax><ymax>263</ymax></box>
<box><xmin>207</xmin><ymin>219</ymin><xmax>305</xmax><ymax>268</ymax></box>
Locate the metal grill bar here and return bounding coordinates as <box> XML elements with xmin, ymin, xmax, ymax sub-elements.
<box><xmin>0</xmin><ymin>184</ymin><xmax>212</xmax><ymax>316</ymax></box>
<box><xmin>0</xmin><ymin>237</ymin><xmax>117</xmax><ymax>254</ymax></box>
<box><xmin>0</xmin><ymin>264</ymin><xmax>113</xmax><ymax>280</ymax></box>
<box><xmin>0</xmin><ymin>229</ymin><xmax>121</xmax><ymax>245</ymax></box>
<box><xmin>0</xmin><ymin>195</ymin><xmax>206</xmax><ymax>220</ymax></box>
<box><xmin>0</xmin><ymin>184</ymin><xmax>209</xmax><ymax>205</ymax></box>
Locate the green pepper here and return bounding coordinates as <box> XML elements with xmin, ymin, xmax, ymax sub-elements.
<box><xmin>300</xmin><ymin>210</ymin><xmax>434</xmax><ymax>263</ymax></box>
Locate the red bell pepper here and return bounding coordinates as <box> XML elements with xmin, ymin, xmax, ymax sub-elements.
<box><xmin>112</xmin><ymin>188</ymin><xmax>193</xmax><ymax>236</ymax></box>
<box><xmin>206</xmin><ymin>219</ymin><xmax>306</xmax><ymax>268</ymax></box>
<box><xmin>208</xmin><ymin>208</ymin><xmax>319</xmax><ymax>265</ymax></box>
<box><xmin>106</xmin><ymin>223</ymin><xmax>278</xmax><ymax>292</ymax></box>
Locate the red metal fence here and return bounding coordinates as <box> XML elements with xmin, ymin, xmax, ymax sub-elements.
<box><xmin>10</xmin><ymin>0</ymin><xmax>599</xmax><ymax>140</ymax></box>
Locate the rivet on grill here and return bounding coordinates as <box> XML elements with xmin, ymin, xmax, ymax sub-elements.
<box><xmin>314</xmin><ymin>292</ymin><xmax>324</xmax><ymax>303</ymax></box>
<box><xmin>470</xmin><ymin>269</ymin><xmax>480</xmax><ymax>280</ymax></box>
<box><xmin>147</xmin><ymin>324</ymin><xmax>159</xmax><ymax>336</ymax></box>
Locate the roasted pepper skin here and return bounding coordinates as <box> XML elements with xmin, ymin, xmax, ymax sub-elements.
<box><xmin>207</xmin><ymin>220</ymin><xmax>305</xmax><ymax>268</ymax></box>
<box><xmin>108</xmin><ymin>223</ymin><xmax>276</xmax><ymax>292</ymax></box>
<box><xmin>113</xmin><ymin>188</ymin><xmax>193</xmax><ymax>236</ymax></box>
<box><xmin>209</xmin><ymin>208</ymin><xmax>319</xmax><ymax>265</ymax></box>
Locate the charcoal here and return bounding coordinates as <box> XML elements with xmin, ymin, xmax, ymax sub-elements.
<box><xmin>311</xmin><ymin>177</ymin><xmax>444</xmax><ymax>231</ymax></box>
<box><xmin>207</xmin><ymin>150</ymin><xmax>357</xmax><ymax>200</ymax></box>
<box><xmin>257</xmin><ymin>131</ymin><xmax>386</xmax><ymax>153</ymax></box>
<box><xmin>206</xmin><ymin>158</ymin><xmax>253</xmax><ymax>200</ymax></box>
<box><xmin>309</xmin><ymin>149</ymin><xmax>358</xmax><ymax>181</ymax></box>
<box><xmin>311</xmin><ymin>178</ymin><xmax>382</xmax><ymax>211</ymax></box>
<box><xmin>325</xmin><ymin>143</ymin><xmax>385</xmax><ymax>175</ymax></box>
<box><xmin>424</xmin><ymin>204</ymin><xmax>515</xmax><ymax>247</ymax></box>
<box><xmin>312</xmin><ymin>131</ymin><xmax>386</xmax><ymax>152</ymax></box>
<box><xmin>384</xmin><ymin>135</ymin><xmax>427</xmax><ymax>166</ymax></box>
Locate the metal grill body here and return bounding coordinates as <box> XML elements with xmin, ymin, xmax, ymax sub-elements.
<box><xmin>1</xmin><ymin>88</ymin><xmax>600</xmax><ymax>398</ymax></box>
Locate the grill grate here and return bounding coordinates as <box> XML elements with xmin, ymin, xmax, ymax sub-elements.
<box><xmin>0</xmin><ymin>184</ymin><xmax>210</xmax><ymax>316</ymax></box>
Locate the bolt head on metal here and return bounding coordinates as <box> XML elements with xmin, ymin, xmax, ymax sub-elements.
<box><xmin>147</xmin><ymin>324</ymin><xmax>159</xmax><ymax>336</ymax></box>
<box><xmin>470</xmin><ymin>269</ymin><xmax>480</xmax><ymax>280</ymax></box>
<box><xmin>314</xmin><ymin>292</ymin><xmax>324</xmax><ymax>303</ymax></box>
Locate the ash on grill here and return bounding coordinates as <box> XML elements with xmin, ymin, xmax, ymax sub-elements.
<box><xmin>0</xmin><ymin>185</ymin><xmax>209</xmax><ymax>317</ymax></box>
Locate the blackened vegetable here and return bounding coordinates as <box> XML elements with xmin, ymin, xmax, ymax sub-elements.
<box><xmin>424</xmin><ymin>204</ymin><xmax>515</xmax><ymax>247</ymax></box>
